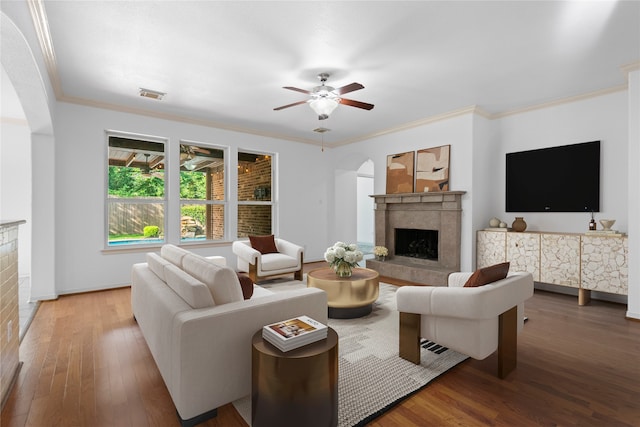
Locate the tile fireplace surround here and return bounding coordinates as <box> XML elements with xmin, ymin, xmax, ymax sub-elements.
<box><xmin>366</xmin><ymin>191</ymin><xmax>465</xmax><ymax>285</ymax></box>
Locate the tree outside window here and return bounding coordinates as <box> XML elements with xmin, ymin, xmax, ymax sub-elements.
<box><xmin>107</xmin><ymin>135</ymin><xmax>166</xmax><ymax>246</ymax></box>
<box><xmin>180</xmin><ymin>143</ymin><xmax>226</xmax><ymax>242</ymax></box>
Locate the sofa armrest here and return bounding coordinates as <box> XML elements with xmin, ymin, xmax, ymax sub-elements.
<box><xmin>169</xmin><ymin>287</ymin><xmax>327</xmax><ymax>419</ymax></box>
<box><xmin>397</xmin><ymin>272</ymin><xmax>533</xmax><ymax>320</ymax></box>
<box><xmin>448</xmin><ymin>272</ymin><xmax>473</xmax><ymax>287</ymax></box>
<box><xmin>232</xmin><ymin>240</ymin><xmax>260</xmax><ymax>265</ymax></box>
<box><xmin>275</xmin><ymin>238</ymin><xmax>303</xmax><ymax>259</ymax></box>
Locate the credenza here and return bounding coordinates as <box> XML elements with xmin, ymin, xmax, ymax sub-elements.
<box><xmin>477</xmin><ymin>230</ymin><xmax>628</xmax><ymax>305</ymax></box>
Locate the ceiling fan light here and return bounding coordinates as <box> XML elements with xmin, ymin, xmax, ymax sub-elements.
<box><xmin>310</xmin><ymin>97</ymin><xmax>339</xmax><ymax>119</ymax></box>
<box><xmin>184</xmin><ymin>158</ymin><xmax>196</xmax><ymax>170</ymax></box>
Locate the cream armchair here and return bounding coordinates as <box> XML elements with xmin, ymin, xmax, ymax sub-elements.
<box><xmin>396</xmin><ymin>271</ymin><xmax>534</xmax><ymax>378</ymax></box>
<box><xmin>232</xmin><ymin>238</ymin><xmax>304</xmax><ymax>283</ymax></box>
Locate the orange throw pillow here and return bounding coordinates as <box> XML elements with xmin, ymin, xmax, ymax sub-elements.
<box><xmin>464</xmin><ymin>262</ymin><xmax>510</xmax><ymax>287</ymax></box>
<box><xmin>249</xmin><ymin>234</ymin><xmax>279</xmax><ymax>254</ymax></box>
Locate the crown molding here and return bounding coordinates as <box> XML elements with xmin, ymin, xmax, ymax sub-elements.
<box><xmin>1</xmin><ymin>117</ymin><xmax>29</xmax><ymax>126</ymax></box>
<box><xmin>329</xmin><ymin>106</ymin><xmax>490</xmax><ymax>148</ymax></box>
<box><xmin>27</xmin><ymin>0</ymin><xmax>63</xmax><ymax>99</ymax></box>
<box><xmin>621</xmin><ymin>61</ymin><xmax>640</xmax><ymax>78</ymax></box>
<box><xmin>491</xmin><ymin>84</ymin><xmax>628</xmax><ymax>119</ymax></box>
<box><xmin>57</xmin><ymin>93</ymin><xmax>320</xmax><ymax>146</ymax></box>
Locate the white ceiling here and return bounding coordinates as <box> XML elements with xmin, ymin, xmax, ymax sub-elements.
<box><xmin>25</xmin><ymin>1</ymin><xmax>640</xmax><ymax>146</ymax></box>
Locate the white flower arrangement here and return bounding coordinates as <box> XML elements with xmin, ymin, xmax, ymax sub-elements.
<box><xmin>373</xmin><ymin>246</ymin><xmax>388</xmax><ymax>257</ymax></box>
<box><xmin>324</xmin><ymin>241</ymin><xmax>364</xmax><ymax>269</ymax></box>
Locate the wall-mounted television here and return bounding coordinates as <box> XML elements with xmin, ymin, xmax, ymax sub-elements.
<box><xmin>505</xmin><ymin>141</ymin><xmax>600</xmax><ymax>212</ymax></box>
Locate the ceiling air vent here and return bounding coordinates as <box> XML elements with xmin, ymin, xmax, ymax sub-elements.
<box><xmin>139</xmin><ymin>88</ymin><xmax>166</xmax><ymax>100</ymax></box>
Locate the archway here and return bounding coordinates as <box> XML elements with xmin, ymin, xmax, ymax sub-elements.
<box><xmin>331</xmin><ymin>153</ymin><xmax>375</xmax><ymax>262</ymax></box>
<box><xmin>1</xmin><ymin>11</ymin><xmax>56</xmax><ymax>301</ymax></box>
<box><xmin>356</xmin><ymin>159</ymin><xmax>374</xmax><ymax>257</ymax></box>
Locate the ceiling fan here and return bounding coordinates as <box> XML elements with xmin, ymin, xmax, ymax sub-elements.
<box><xmin>140</xmin><ymin>153</ymin><xmax>164</xmax><ymax>177</ymax></box>
<box><xmin>274</xmin><ymin>73</ymin><xmax>374</xmax><ymax>120</ymax></box>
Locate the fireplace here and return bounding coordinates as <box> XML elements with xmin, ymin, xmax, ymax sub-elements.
<box><xmin>395</xmin><ymin>228</ymin><xmax>438</xmax><ymax>260</ymax></box>
<box><xmin>366</xmin><ymin>191</ymin><xmax>465</xmax><ymax>286</ymax></box>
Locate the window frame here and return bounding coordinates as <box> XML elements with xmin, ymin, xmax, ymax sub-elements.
<box><xmin>237</xmin><ymin>149</ymin><xmax>276</xmax><ymax>238</ymax></box>
<box><xmin>104</xmin><ymin>130</ymin><xmax>168</xmax><ymax>250</ymax></box>
<box><xmin>178</xmin><ymin>140</ymin><xmax>228</xmax><ymax>244</ymax></box>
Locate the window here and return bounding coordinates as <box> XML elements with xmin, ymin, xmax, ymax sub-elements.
<box><xmin>237</xmin><ymin>151</ymin><xmax>273</xmax><ymax>237</ymax></box>
<box><xmin>107</xmin><ymin>134</ymin><xmax>166</xmax><ymax>246</ymax></box>
<box><xmin>180</xmin><ymin>142</ymin><xmax>226</xmax><ymax>242</ymax></box>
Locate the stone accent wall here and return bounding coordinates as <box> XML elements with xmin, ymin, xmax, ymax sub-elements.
<box><xmin>366</xmin><ymin>192</ymin><xmax>465</xmax><ymax>285</ymax></box>
<box><xmin>0</xmin><ymin>221</ymin><xmax>23</xmax><ymax>408</ymax></box>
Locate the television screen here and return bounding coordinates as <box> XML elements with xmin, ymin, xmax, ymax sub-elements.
<box><xmin>505</xmin><ymin>141</ymin><xmax>600</xmax><ymax>212</ymax></box>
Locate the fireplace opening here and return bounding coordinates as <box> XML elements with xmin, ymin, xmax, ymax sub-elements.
<box><xmin>395</xmin><ymin>228</ymin><xmax>438</xmax><ymax>260</ymax></box>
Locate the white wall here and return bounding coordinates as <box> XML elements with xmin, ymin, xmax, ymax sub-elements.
<box><xmin>331</xmin><ymin>113</ymin><xmax>476</xmax><ymax>270</ymax></box>
<box><xmin>52</xmin><ymin>102</ymin><xmax>331</xmax><ymax>294</ymax></box>
<box><xmin>496</xmin><ymin>91</ymin><xmax>629</xmax><ymax>233</ymax></box>
<box><xmin>330</xmin><ymin>92</ymin><xmax>631</xmax><ymax>278</ymax></box>
<box><xmin>0</xmin><ymin>120</ymin><xmax>31</xmax><ymax>278</ymax></box>
<box><xmin>357</xmin><ymin>175</ymin><xmax>374</xmax><ymax>245</ymax></box>
<box><xmin>1</xmin><ymin>54</ymin><xmax>31</xmax><ymax>280</ymax></box>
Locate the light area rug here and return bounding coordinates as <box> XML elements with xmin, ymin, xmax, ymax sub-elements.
<box><xmin>233</xmin><ymin>277</ymin><xmax>468</xmax><ymax>427</ymax></box>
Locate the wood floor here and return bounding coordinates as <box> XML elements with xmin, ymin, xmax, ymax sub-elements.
<box><xmin>2</xmin><ymin>268</ymin><xmax>639</xmax><ymax>426</ymax></box>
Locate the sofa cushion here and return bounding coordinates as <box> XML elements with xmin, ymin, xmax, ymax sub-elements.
<box><xmin>161</xmin><ymin>244</ymin><xmax>191</xmax><ymax>267</ymax></box>
<box><xmin>147</xmin><ymin>252</ymin><xmax>172</xmax><ymax>281</ymax></box>
<box><xmin>464</xmin><ymin>262</ymin><xmax>510</xmax><ymax>287</ymax></box>
<box><xmin>237</xmin><ymin>272</ymin><xmax>254</xmax><ymax>299</ymax></box>
<box><xmin>163</xmin><ymin>263</ymin><xmax>216</xmax><ymax>309</ymax></box>
<box><xmin>260</xmin><ymin>253</ymin><xmax>298</xmax><ymax>271</ymax></box>
<box><xmin>249</xmin><ymin>234</ymin><xmax>279</xmax><ymax>254</ymax></box>
<box><xmin>182</xmin><ymin>253</ymin><xmax>244</xmax><ymax>304</ymax></box>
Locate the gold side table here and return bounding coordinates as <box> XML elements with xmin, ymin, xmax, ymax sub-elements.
<box><xmin>307</xmin><ymin>267</ymin><xmax>380</xmax><ymax>318</ymax></box>
<box><xmin>251</xmin><ymin>328</ymin><xmax>339</xmax><ymax>427</ymax></box>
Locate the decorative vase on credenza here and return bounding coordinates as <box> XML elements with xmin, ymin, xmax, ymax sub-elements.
<box><xmin>512</xmin><ymin>217</ymin><xmax>527</xmax><ymax>232</ymax></box>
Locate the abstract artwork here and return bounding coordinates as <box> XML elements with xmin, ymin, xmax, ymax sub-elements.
<box><xmin>386</xmin><ymin>151</ymin><xmax>414</xmax><ymax>194</ymax></box>
<box><xmin>416</xmin><ymin>145</ymin><xmax>450</xmax><ymax>192</ymax></box>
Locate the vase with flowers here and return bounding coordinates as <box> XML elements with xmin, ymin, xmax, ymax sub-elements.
<box><xmin>324</xmin><ymin>241</ymin><xmax>364</xmax><ymax>278</ymax></box>
<box><xmin>373</xmin><ymin>245</ymin><xmax>388</xmax><ymax>261</ymax></box>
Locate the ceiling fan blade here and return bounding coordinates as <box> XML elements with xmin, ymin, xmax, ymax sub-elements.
<box><xmin>333</xmin><ymin>82</ymin><xmax>364</xmax><ymax>95</ymax></box>
<box><xmin>283</xmin><ymin>86</ymin><xmax>312</xmax><ymax>95</ymax></box>
<box><xmin>273</xmin><ymin>100</ymin><xmax>309</xmax><ymax>111</ymax></box>
<box><xmin>192</xmin><ymin>146</ymin><xmax>211</xmax><ymax>154</ymax></box>
<box><xmin>339</xmin><ymin>98</ymin><xmax>375</xmax><ymax>110</ymax></box>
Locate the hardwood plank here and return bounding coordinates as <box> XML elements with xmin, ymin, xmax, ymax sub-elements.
<box><xmin>2</xmin><ymin>270</ymin><xmax>639</xmax><ymax>427</ymax></box>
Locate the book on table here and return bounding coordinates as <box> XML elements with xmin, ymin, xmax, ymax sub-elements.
<box><xmin>262</xmin><ymin>315</ymin><xmax>328</xmax><ymax>352</ymax></box>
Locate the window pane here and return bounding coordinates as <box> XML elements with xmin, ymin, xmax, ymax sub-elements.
<box><xmin>181</xmin><ymin>203</ymin><xmax>225</xmax><ymax>241</ymax></box>
<box><xmin>108</xmin><ymin>202</ymin><xmax>164</xmax><ymax>245</ymax></box>
<box><xmin>180</xmin><ymin>144</ymin><xmax>225</xmax><ymax>201</ymax></box>
<box><xmin>238</xmin><ymin>152</ymin><xmax>271</xmax><ymax>202</ymax></box>
<box><xmin>238</xmin><ymin>205</ymin><xmax>271</xmax><ymax>237</ymax></box>
<box><xmin>109</xmin><ymin>137</ymin><xmax>165</xmax><ymax>199</ymax></box>
<box><xmin>107</xmin><ymin>135</ymin><xmax>165</xmax><ymax>247</ymax></box>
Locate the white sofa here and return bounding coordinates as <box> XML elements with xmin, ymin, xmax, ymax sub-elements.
<box><xmin>396</xmin><ymin>271</ymin><xmax>534</xmax><ymax>378</ymax></box>
<box><xmin>232</xmin><ymin>238</ymin><xmax>303</xmax><ymax>283</ymax></box>
<box><xmin>131</xmin><ymin>244</ymin><xmax>327</xmax><ymax>427</ymax></box>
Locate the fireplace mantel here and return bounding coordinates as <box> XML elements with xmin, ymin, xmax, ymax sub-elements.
<box><xmin>367</xmin><ymin>191</ymin><xmax>465</xmax><ymax>285</ymax></box>
<box><xmin>370</xmin><ymin>191</ymin><xmax>466</xmax><ymax>207</ymax></box>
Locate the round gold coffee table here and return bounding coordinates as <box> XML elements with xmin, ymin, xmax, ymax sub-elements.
<box><xmin>307</xmin><ymin>267</ymin><xmax>380</xmax><ymax>318</ymax></box>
